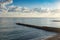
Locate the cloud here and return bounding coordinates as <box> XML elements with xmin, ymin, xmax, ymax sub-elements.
<box><xmin>8</xmin><ymin>6</ymin><xmax>30</xmax><ymax>13</ymax></box>
<box><xmin>0</xmin><ymin>0</ymin><xmax>60</xmax><ymax>13</ymax></box>
<box><xmin>0</xmin><ymin>0</ymin><xmax>13</xmax><ymax>13</ymax></box>
<box><xmin>0</xmin><ymin>0</ymin><xmax>13</xmax><ymax>5</ymax></box>
<box><xmin>0</xmin><ymin>0</ymin><xmax>60</xmax><ymax>17</ymax></box>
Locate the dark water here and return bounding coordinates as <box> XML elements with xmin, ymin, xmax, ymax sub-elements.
<box><xmin>0</xmin><ymin>18</ymin><xmax>57</xmax><ymax>40</ymax></box>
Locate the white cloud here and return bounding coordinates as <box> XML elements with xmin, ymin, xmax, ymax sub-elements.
<box><xmin>0</xmin><ymin>0</ymin><xmax>60</xmax><ymax>13</ymax></box>
<box><xmin>0</xmin><ymin>0</ymin><xmax>60</xmax><ymax>17</ymax></box>
<box><xmin>0</xmin><ymin>0</ymin><xmax>13</xmax><ymax>13</ymax></box>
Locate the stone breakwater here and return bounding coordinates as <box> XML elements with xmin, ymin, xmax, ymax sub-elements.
<box><xmin>16</xmin><ymin>23</ymin><xmax>60</xmax><ymax>33</ymax></box>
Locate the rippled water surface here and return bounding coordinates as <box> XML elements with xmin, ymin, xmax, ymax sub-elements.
<box><xmin>0</xmin><ymin>17</ymin><xmax>58</xmax><ymax>40</ymax></box>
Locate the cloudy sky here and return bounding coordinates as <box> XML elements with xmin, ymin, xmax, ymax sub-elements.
<box><xmin>12</xmin><ymin>0</ymin><xmax>60</xmax><ymax>9</ymax></box>
<box><xmin>0</xmin><ymin>0</ymin><xmax>60</xmax><ymax>17</ymax></box>
<box><xmin>0</xmin><ymin>0</ymin><xmax>60</xmax><ymax>11</ymax></box>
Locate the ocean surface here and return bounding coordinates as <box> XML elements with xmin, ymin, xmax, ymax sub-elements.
<box><xmin>0</xmin><ymin>17</ymin><xmax>59</xmax><ymax>40</ymax></box>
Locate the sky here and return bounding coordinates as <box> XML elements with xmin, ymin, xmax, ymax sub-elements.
<box><xmin>12</xmin><ymin>0</ymin><xmax>60</xmax><ymax>9</ymax></box>
<box><xmin>0</xmin><ymin>0</ymin><xmax>60</xmax><ymax>9</ymax></box>
<box><xmin>0</xmin><ymin>0</ymin><xmax>60</xmax><ymax>17</ymax></box>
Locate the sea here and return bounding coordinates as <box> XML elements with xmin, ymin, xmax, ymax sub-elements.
<box><xmin>0</xmin><ymin>17</ymin><xmax>59</xmax><ymax>40</ymax></box>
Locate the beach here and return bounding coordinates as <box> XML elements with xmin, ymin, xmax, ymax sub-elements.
<box><xmin>45</xmin><ymin>34</ymin><xmax>60</xmax><ymax>40</ymax></box>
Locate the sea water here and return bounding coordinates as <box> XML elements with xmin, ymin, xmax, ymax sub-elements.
<box><xmin>0</xmin><ymin>17</ymin><xmax>58</xmax><ymax>40</ymax></box>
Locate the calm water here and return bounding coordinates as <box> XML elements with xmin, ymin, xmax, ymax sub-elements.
<box><xmin>0</xmin><ymin>17</ymin><xmax>58</xmax><ymax>40</ymax></box>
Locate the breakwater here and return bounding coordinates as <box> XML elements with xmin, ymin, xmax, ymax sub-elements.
<box><xmin>16</xmin><ymin>23</ymin><xmax>60</xmax><ymax>33</ymax></box>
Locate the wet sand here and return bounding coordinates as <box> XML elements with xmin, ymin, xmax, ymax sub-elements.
<box><xmin>45</xmin><ymin>34</ymin><xmax>60</xmax><ymax>40</ymax></box>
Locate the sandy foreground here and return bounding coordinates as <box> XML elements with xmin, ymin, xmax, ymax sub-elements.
<box><xmin>45</xmin><ymin>34</ymin><xmax>60</xmax><ymax>40</ymax></box>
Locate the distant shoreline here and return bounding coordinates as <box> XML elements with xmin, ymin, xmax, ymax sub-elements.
<box><xmin>0</xmin><ymin>17</ymin><xmax>60</xmax><ymax>18</ymax></box>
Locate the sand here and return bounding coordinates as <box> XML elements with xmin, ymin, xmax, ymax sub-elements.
<box><xmin>45</xmin><ymin>34</ymin><xmax>60</xmax><ymax>40</ymax></box>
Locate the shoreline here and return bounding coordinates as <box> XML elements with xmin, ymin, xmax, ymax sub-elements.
<box><xmin>45</xmin><ymin>34</ymin><xmax>60</xmax><ymax>40</ymax></box>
